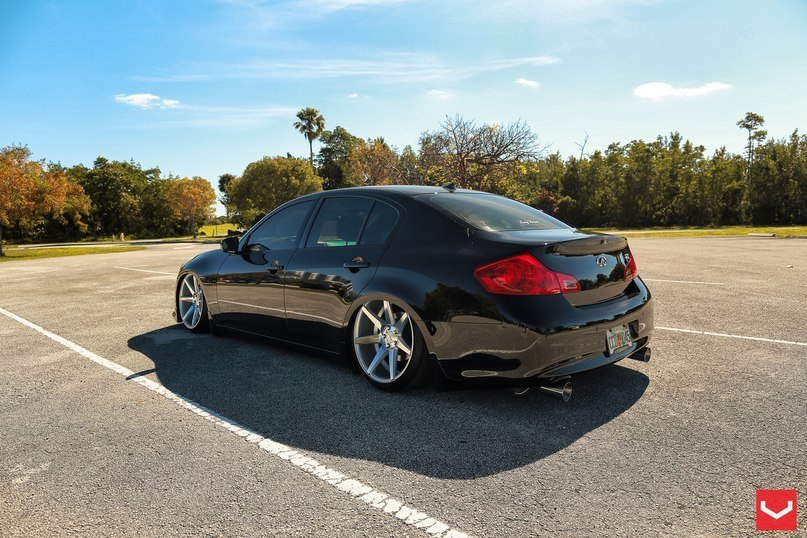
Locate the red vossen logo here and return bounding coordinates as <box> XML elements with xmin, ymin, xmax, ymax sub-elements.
<box><xmin>756</xmin><ymin>490</ymin><xmax>797</xmax><ymax>531</ymax></box>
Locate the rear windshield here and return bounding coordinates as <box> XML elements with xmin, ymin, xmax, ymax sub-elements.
<box><xmin>423</xmin><ymin>193</ymin><xmax>568</xmax><ymax>232</ymax></box>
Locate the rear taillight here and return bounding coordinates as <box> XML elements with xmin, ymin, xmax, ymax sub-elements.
<box><xmin>474</xmin><ymin>253</ymin><xmax>580</xmax><ymax>295</ymax></box>
<box><xmin>624</xmin><ymin>248</ymin><xmax>638</xmax><ymax>281</ymax></box>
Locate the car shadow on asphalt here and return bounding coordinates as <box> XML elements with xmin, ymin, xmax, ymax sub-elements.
<box><xmin>128</xmin><ymin>324</ymin><xmax>649</xmax><ymax>480</ymax></box>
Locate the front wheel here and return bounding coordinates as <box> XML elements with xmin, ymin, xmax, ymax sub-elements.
<box><xmin>177</xmin><ymin>273</ymin><xmax>209</xmax><ymax>333</ymax></box>
<box><xmin>351</xmin><ymin>299</ymin><xmax>428</xmax><ymax>391</ymax></box>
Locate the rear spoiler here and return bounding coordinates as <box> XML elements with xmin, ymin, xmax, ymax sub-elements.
<box><xmin>550</xmin><ymin>235</ymin><xmax>627</xmax><ymax>255</ymax></box>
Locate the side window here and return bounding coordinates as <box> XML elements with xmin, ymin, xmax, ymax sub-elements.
<box><xmin>305</xmin><ymin>197</ymin><xmax>373</xmax><ymax>248</ymax></box>
<box><xmin>248</xmin><ymin>201</ymin><xmax>314</xmax><ymax>250</ymax></box>
<box><xmin>359</xmin><ymin>202</ymin><xmax>399</xmax><ymax>245</ymax></box>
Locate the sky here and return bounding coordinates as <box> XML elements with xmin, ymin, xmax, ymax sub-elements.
<box><xmin>2</xmin><ymin>0</ymin><xmax>806</xmax><ymax>215</ymax></box>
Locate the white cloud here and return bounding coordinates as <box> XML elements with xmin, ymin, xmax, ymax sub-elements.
<box><xmin>491</xmin><ymin>56</ymin><xmax>559</xmax><ymax>68</ymax></box>
<box><xmin>426</xmin><ymin>89</ymin><xmax>455</xmax><ymax>101</ymax></box>
<box><xmin>304</xmin><ymin>0</ymin><xmax>406</xmax><ymax>13</ymax></box>
<box><xmin>223</xmin><ymin>0</ymin><xmax>654</xmax><ymax>27</ymax></box>
<box><xmin>633</xmin><ymin>82</ymin><xmax>733</xmax><ymax>101</ymax></box>
<box><xmin>114</xmin><ymin>93</ymin><xmax>181</xmax><ymax>109</ymax></box>
<box><xmin>116</xmin><ymin>105</ymin><xmax>297</xmax><ymax>128</ymax></box>
<box><xmin>515</xmin><ymin>77</ymin><xmax>540</xmax><ymax>89</ymax></box>
<box><xmin>455</xmin><ymin>0</ymin><xmax>660</xmax><ymax>24</ymax></box>
<box><xmin>141</xmin><ymin>54</ymin><xmax>560</xmax><ymax>84</ymax></box>
<box><xmin>218</xmin><ymin>0</ymin><xmax>407</xmax><ymax>28</ymax></box>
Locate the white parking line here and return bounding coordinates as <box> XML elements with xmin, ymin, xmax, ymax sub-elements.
<box><xmin>656</xmin><ymin>326</ymin><xmax>807</xmax><ymax>347</ymax></box>
<box><xmin>643</xmin><ymin>279</ymin><xmax>723</xmax><ymax>285</ymax></box>
<box><xmin>0</xmin><ymin>306</ymin><xmax>469</xmax><ymax>538</ymax></box>
<box><xmin>114</xmin><ymin>266</ymin><xmax>176</xmax><ymax>276</ymax></box>
<box><xmin>172</xmin><ymin>245</ymin><xmax>196</xmax><ymax>250</ymax></box>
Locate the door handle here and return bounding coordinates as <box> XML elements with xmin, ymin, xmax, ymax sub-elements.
<box><xmin>266</xmin><ymin>260</ymin><xmax>284</xmax><ymax>272</ymax></box>
<box><xmin>343</xmin><ymin>257</ymin><xmax>371</xmax><ymax>270</ymax></box>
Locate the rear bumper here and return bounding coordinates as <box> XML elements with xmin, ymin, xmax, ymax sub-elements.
<box><xmin>433</xmin><ymin>284</ymin><xmax>654</xmax><ymax>381</ymax></box>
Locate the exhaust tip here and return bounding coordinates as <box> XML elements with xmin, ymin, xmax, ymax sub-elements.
<box><xmin>539</xmin><ymin>381</ymin><xmax>572</xmax><ymax>402</ymax></box>
<box><xmin>630</xmin><ymin>347</ymin><xmax>652</xmax><ymax>363</ymax></box>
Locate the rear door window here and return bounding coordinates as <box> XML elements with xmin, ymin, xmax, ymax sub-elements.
<box><xmin>305</xmin><ymin>197</ymin><xmax>373</xmax><ymax>248</ymax></box>
<box><xmin>359</xmin><ymin>201</ymin><xmax>399</xmax><ymax>245</ymax></box>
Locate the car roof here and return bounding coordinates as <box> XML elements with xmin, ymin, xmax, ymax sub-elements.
<box><xmin>320</xmin><ymin>185</ymin><xmax>487</xmax><ymax>197</ymax></box>
<box><xmin>284</xmin><ymin>185</ymin><xmax>496</xmax><ymax>214</ymax></box>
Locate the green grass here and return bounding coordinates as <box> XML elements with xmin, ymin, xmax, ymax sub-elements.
<box><xmin>0</xmin><ymin>246</ymin><xmax>145</xmax><ymax>262</ymax></box>
<box><xmin>198</xmin><ymin>222</ymin><xmax>239</xmax><ymax>237</ymax></box>
<box><xmin>586</xmin><ymin>225</ymin><xmax>807</xmax><ymax>238</ymax></box>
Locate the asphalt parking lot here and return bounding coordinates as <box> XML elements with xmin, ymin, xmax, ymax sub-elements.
<box><xmin>1</xmin><ymin>237</ymin><xmax>805</xmax><ymax>537</ymax></box>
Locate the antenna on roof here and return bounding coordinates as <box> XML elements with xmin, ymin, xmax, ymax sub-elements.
<box><xmin>442</xmin><ymin>182</ymin><xmax>457</xmax><ymax>192</ymax></box>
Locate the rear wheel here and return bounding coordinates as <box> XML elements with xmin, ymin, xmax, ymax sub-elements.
<box><xmin>352</xmin><ymin>299</ymin><xmax>427</xmax><ymax>391</ymax></box>
<box><xmin>177</xmin><ymin>273</ymin><xmax>209</xmax><ymax>333</ymax></box>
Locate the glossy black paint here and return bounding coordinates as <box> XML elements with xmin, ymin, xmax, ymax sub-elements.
<box><xmin>177</xmin><ymin>186</ymin><xmax>653</xmax><ymax>381</ymax></box>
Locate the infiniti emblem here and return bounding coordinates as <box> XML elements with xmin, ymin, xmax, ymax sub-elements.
<box><xmin>595</xmin><ymin>256</ymin><xmax>608</xmax><ymax>267</ymax></box>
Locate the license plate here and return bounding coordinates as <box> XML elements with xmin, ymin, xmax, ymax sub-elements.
<box><xmin>606</xmin><ymin>324</ymin><xmax>632</xmax><ymax>355</ymax></box>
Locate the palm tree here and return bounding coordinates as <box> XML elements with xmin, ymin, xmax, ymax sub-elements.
<box><xmin>293</xmin><ymin>107</ymin><xmax>326</xmax><ymax>167</ymax></box>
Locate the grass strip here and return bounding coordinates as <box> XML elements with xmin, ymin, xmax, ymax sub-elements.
<box><xmin>587</xmin><ymin>226</ymin><xmax>807</xmax><ymax>238</ymax></box>
<box><xmin>0</xmin><ymin>246</ymin><xmax>146</xmax><ymax>262</ymax></box>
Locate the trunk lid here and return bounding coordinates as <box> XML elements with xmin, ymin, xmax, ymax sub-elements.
<box><xmin>472</xmin><ymin>229</ymin><xmax>633</xmax><ymax>306</ymax></box>
<box><xmin>535</xmin><ymin>234</ymin><xmax>631</xmax><ymax>306</ymax></box>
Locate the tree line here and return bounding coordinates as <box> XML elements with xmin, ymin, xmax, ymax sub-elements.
<box><xmin>221</xmin><ymin>110</ymin><xmax>805</xmax><ymax>230</ymax></box>
<box><xmin>0</xmin><ymin>148</ymin><xmax>215</xmax><ymax>254</ymax></box>
<box><xmin>2</xmin><ymin>109</ymin><xmax>804</xmax><ymax>254</ymax></box>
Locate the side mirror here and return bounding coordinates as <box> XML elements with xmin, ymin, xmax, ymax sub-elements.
<box><xmin>220</xmin><ymin>236</ymin><xmax>239</xmax><ymax>253</ymax></box>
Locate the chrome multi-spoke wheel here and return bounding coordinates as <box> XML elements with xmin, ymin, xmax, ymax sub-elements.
<box><xmin>353</xmin><ymin>299</ymin><xmax>417</xmax><ymax>387</ymax></box>
<box><xmin>178</xmin><ymin>273</ymin><xmax>207</xmax><ymax>331</ymax></box>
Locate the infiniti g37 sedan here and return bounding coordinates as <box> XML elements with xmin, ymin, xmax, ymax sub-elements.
<box><xmin>175</xmin><ymin>185</ymin><xmax>653</xmax><ymax>393</ymax></box>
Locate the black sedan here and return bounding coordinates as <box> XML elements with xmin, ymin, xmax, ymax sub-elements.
<box><xmin>175</xmin><ymin>185</ymin><xmax>653</xmax><ymax>396</ymax></box>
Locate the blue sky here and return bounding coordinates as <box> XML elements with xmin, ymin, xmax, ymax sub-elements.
<box><xmin>2</xmin><ymin>0</ymin><xmax>806</xmax><ymax>214</ymax></box>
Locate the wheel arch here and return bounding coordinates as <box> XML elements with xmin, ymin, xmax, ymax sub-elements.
<box><xmin>174</xmin><ymin>249</ymin><xmax>227</xmax><ymax>323</ymax></box>
<box><xmin>340</xmin><ymin>291</ymin><xmax>437</xmax><ymax>360</ymax></box>
<box><xmin>174</xmin><ymin>269</ymin><xmax>216</xmax><ymax>324</ymax></box>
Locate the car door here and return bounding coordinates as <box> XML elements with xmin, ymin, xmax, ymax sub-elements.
<box><xmin>284</xmin><ymin>196</ymin><xmax>400</xmax><ymax>352</ymax></box>
<box><xmin>215</xmin><ymin>200</ymin><xmax>315</xmax><ymax>337</ymax></box>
